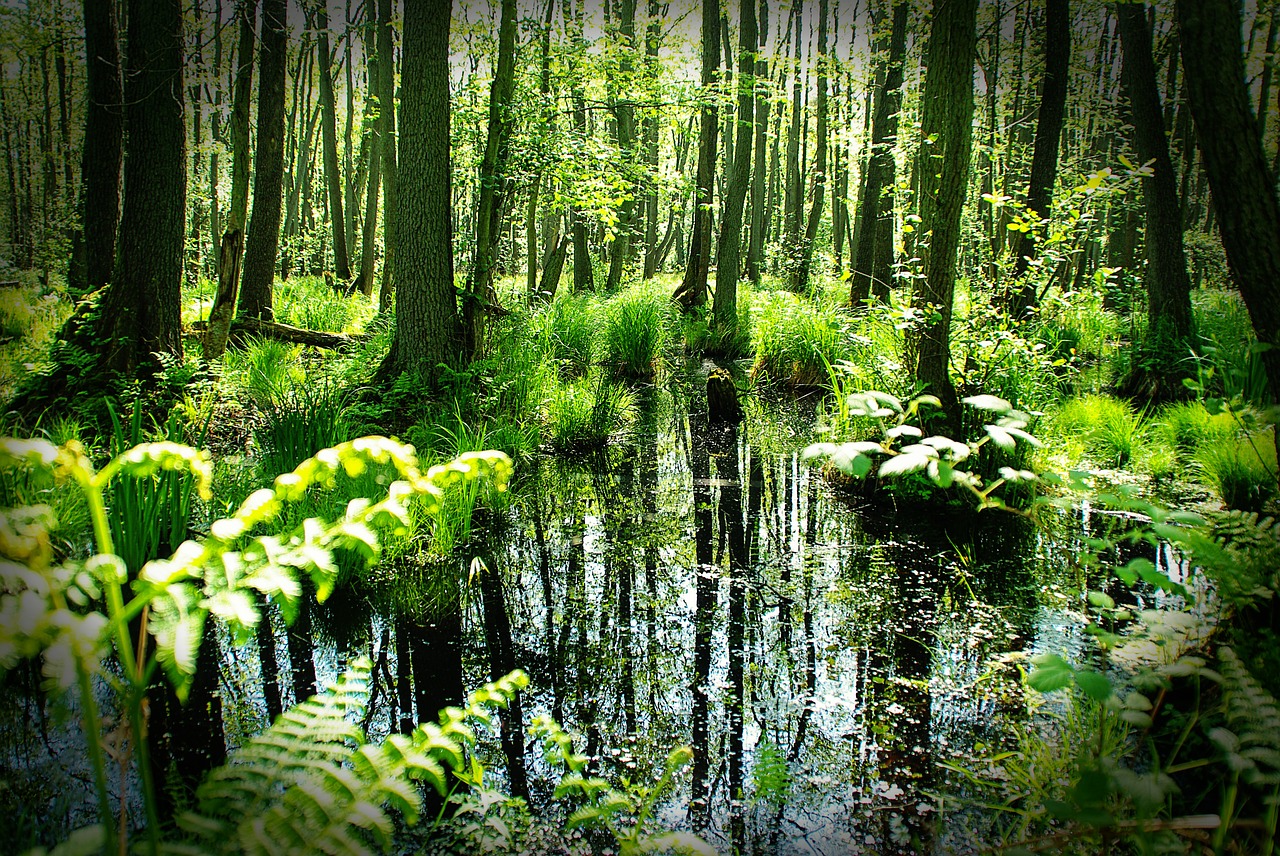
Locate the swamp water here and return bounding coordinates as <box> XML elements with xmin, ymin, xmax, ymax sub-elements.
<box><xmin>5</xmin><ymin>381</ymin><xmax>1188</xmax><ymax>855</ymax></box>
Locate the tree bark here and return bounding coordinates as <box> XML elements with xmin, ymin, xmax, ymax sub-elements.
<box><xmin>1117</xmin><ymin>3</ymin><xmax>1194</xmax><ymax>398</ymax></box>
<box><xmin>313</xmin><ymin>0</ymin><xmax>351</xmax><ymax>283</ymax></box>
<box><xmin>906</xmin><ymin>0</ymin><xmax>979</xmax><ymax>426</ymax></box>
<box><xmin>605</xmin><ymin>0</ymin><xmax>640</xmax><ymax>294</ymax></box>
<box><xmin>1176</xmin><ymin>0</ymin><xmax>1280</xmax><ymax>406</ymax></box>
<box><xmin>356</xmin><ymin>3</ymin><xmax>383</xmax><ymax>298</ymax></box>
<box><xmin>71</xmin><ymin>0</ymin><xmax>123</xmax><ymax>296</ymax></box>
<box><xmin>673</xmin><ymin>0</ymin><xmax>721</xmax><ymax>311</ymax></box>
<box><xmin>712</xmin><ymin>0</ymin><xmax>757</xmax><ymax>345</ymax></box>
<box><xmin>746</xmin><ymin>0</ymin><xmax>770</xmax><ymax>284</ymax></box>
<box><xmin>850</xmin><ymin>1</ymin><xmax>907</xmax><ymax>306</ymax></box>
<box><xmin>94</xmin><ymin>0</ymin><xmax>187</xmax><ymax>377</ymax></box>
<box><xmin>792</xmin><ymin>0</ymin><xmax>829</xmax><ymax>295</ymax></box>
<box><xmin>239</xmin><ymin>0</ymin><xmax>289</xmax><ymax>322</ymax></box>
<box><xmin>376</xmin><ymin>0</ymin><xmax>398</xmax><ymax>313</ymax></box>
<box><xmin>642</xmin><ymin>0</ymin><xmax>662</xmax><ymax>279</ymax></box>
<box><xmin>205</xmin><ymin>0</ymin><xmax>257</xmax><ymax>361</ymax></box>
<box><xmin>376</xmin><ymin>0</ymin><xmax>461</xmax><ymax>378</ymax></box>
<box><xmin>1006</xmin><ymin>0</ymin><xmax>1071</xmax><ymax>317</ymax></box>
<box><xmin>464</xmin><ymin>0</ymin><xmax>517</xmax><ymax>361</ymax></box>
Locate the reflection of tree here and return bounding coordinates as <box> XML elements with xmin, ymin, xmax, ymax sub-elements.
<box><xmin>688</xmin><ymin>402</ymin><xmax>716</xmax><ymax>827</ymax></box>
<box><xmin>477</xmin><ymin>538</ymin><xmax>529</xmax><ymax>801</ymax></box>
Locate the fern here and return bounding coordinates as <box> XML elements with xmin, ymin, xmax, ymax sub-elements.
<box><xmin>167</xmin><ymin>661</ymin><xmax>528</xmax><ymax>856</ymax></box>
<box><xmin>1214</xmin><ymin>647</ymin><xmax>1280</xmax><ymax>788</ymax></box>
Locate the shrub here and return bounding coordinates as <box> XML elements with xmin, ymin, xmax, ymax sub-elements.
<box><xmin>1049</xmin><ymin>394</ymin><xmax>1146</xmax><ymax>469</ymax></box>
<box><xmin>599</xmin><ymin>287</ymin><xmax>671</xmax><ymax>381</ymax></box>
<box><xmin>1196</xmin><ymin>428</ymin><xmax>1278</xmax><ymax>512</ymax></box>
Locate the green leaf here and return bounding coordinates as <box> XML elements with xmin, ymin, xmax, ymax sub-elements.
<box><xmin>1074</xmin><ymin>669</ymin><xmax>1113</xmax><ymax>702</ymax></box>
<box><xmin>962</xmin><ymin>394</ymin><xmax>1012</xmax><ymax>414</ymax></box>
<box><xmin>879</xmin><ymin>452</ymin><xmax>932</xmax><ymax>478</ymax></box>
<box><xmin>1086</xmin><ymin>590</ymin><xmax>1115</xmax><ymax>610</ymax></box>
<box><xmin>1027</xmin><ymin>653</ymin><xmax>1074</xmax><ymax>693</ymax></box>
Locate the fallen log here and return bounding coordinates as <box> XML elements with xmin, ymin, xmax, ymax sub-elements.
<box><xmin>189</xmin><ymin>316</ymin><xmax>362</xmax><ymax>351</ymax></box>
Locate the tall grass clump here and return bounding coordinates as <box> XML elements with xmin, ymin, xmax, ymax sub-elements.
<box><xmin>543</xmin><ymin>371</ymin><xmax>637</xmax><ymax>453</ymax></box>
<box><xmin>1155</xmin><ymin>400</ymin><xmax>1239</xmax><ymax>454</ymax></box>
<box><xmin>254</xmin><ymin>380</ymin><xmax>350</xmax><ymax>476</ymax></box>
<box><xmin>274</xmin><ymin>274</ymin><xmax>374</xmax><ymax>333</ymax></box>
<box><xmin>599</xmin><ymin>287</ymin><xmax>671</xmax><ymax>381</ymax></box>
<box><xmin>1048</xmin><ymin>394</ymin><xmax>1146</xmax><ymax>468</ymax></box>
<box><xmin>751</xmin><ymin>290</ymin><xmax>851</xmax><ymax>388</ymax></box>
<box><xmin>1192</xmin><ymin>289</ymin><xmax>1272</xmax><ymax>407</ymax></box>
<box><xmin>541</xmin><ymin>293</ymin><xmax>600</xmax><ymax>379</ymax></box>
<box><xmin>223</xmin><ymin>335</ymin><xmax>305</xmax><ymax>406</ymax></box>
<box><xmin>1196</xmin><ymin>427</ymin><xmax>1278</xmax><ymax>512</ymax></box>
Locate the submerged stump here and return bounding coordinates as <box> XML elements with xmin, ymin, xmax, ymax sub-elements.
<box><xmin>707</xmin><ymin>367</ymin><xmax>743</xmax><ymax>424</ymax></box>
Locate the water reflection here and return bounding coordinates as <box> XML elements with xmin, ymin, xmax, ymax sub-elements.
<box><xmin>216</xmin><ymin>385</ymin><xmax>1164</xmax><ymax>853</ymax></box>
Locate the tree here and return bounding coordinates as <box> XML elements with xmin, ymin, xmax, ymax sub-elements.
<box><xmin>94</xmin><ymin>0</ymin><xmax>187</xmax><ymax>377</ymax></box>
<box><xmin>355</xmin><ymin>0</ymin><xmax>382</xmax><ymax>298</ymax></box>
<box><xmin>205</xmin><ymin>0</ymin><xmax>257</xmax><ymax>361</ymax></box>
<box><xmin>69</xmin><ymin>0</ymin><xmax>123</xmax><ymax>297</ymax></box>
<box><xmin>1004</xmin><ymin>0</ymin><xmax>1070</xmax><ymax>317</ymax></box>
<box><xmin>850</xmin><ymin>1</ymin><xmax>907</xmax><ymax>307</ymax></box>
<box><xmin>605</xmin><ymin>0</ymin><xmax>640</xmax><ymax>294</ymax></box>
<box><xmin>376</xmin><ymin>0</ymin><xmax>398</xmax><ymax>313</ymax></box>
<box><xmin>906</xmin><ymin>0</ymin><xmax>979</xmax><ymax>425</ymax></box>
<box><xmin>1116</xmin><ymin>3</ymin><xmax>1195</xmax><ymax>400</ymax></box>
<box><xmin>463</xmin><ymin>0</ymin><xmax>517</xmax><ymax>361</ymax></box>
<box><xmin>1176</xmin><ymin>0</ymin><xmax>1280</xmax><ymax>406</ymax></box>
<box><xmin>376</xmin><ymin>0</ymin><xmax>461</xmax><ymax>378</ymax></box>
<box><xmin>792</xmin><ymin>0</ymin><xmax>828</xmax><ymax>294</ymax></box>
<box><xmin>712</xmin><ymin>0</ymin><xmax>757</xmax><ymax>347</ymax></box>
<box><xmin>745</xmin><ymin>0</ymin><xmax>769</xmax><ymax>284</ymax></box>
<box><xmin>313</xmin><ymin>0</ymin><xmax>351</xmax><ymax>285</ymax></box>
<box><xmin>239</xmin><ymin>0</ymin><xmax>289</xmax><ymax>322</ymax></box>
<box><xmin>673</xmin><ymin>0</ymin><xmax>720</xmax><ymax>311</ymax></box>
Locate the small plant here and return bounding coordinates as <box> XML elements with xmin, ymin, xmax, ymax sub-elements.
<box><xmin>544</xmin><ymin>372</ymin><xmax>637</xmax><ymax>453</ymax></box>
<box><xmin>1195</xmin><ymin>428</ymin><xmax>1278</xmax><ymax>512</ymax></box>
<box><xmin>751</xmin><ymin>291</ymin><xmax>850</xmax><ymax>388</ymax></box>
<box><xmin>226</xmin><ymin>336</ymin><xmax>305</xmax><ymax>407</ymax></box>
<box><xmin>1155</xmin><ymin>400</ymin><xmax>1238</xmax><ymax>454</ymax></box>
<box><xmin>254</xmin><ymin>380</ymin><xmax>350</xmax><ymax>478</ymax></box>
<box><xmin>1049</xmin><ymin>394</ymin><xmax>1146</xmax><ymax>469</ymax></box>
<box><xmin>599</xmin><ymin>288</ymin><xmax>670</xmax><ymax>382</ymax></box>
<box><xmin>542</xmin><ymin>293</ymin><xmax>600</xmax><ymax>379</ymax></box>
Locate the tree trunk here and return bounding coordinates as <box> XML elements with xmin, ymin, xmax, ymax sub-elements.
<box><xmin>239</xmin><ymin>0</ymin><xmax>288</xmax><ymax>322</ymax></box>
<box><xmin>792</xmin><ymin>0</ymin><xmax>828</xmax><ymax>294</ymax></box>
<box><xmin>94</xmin><ymin>0</ymin><xmax>187</xmax><ymax>378</ymax></box>
<box><xmin>782</xmin><ymin>1</ymin><xmax>803</xmax><ymax>283</ymax></box>
<box><xmin>1117</xmin><ymin>3</ymin><xmax>1195</xmax><ymax>399</ymax></box>
<box><xmin>314</xmin><ymin>0</ymin><xmax>351</xmax><ymax>283</ymax></box>
<box><xmin>206</xmin><ymin>0</ymin><xmax>257</xmax><ymax>361</ymax></box>
<box><xmin>1176</xmin><ymin>0</ymin><xmax>1280</xmax><ymax>407</ymax></box>
<box><xmin>1006</xmin><ymin>0</ymin><xmax>1070</xmax><ymax>317</ymax></box>
<box><xmin>850</xmin><ymin>1</ymin><xmax>907</xmax><ymax>306</ymax></box>
<box><xmin>906</xmin><ymin>0</ymin><xmax>978</xmax><ymax>427</ymax></box>
<box><xmin>712</xmin><ymin>0</ymin><xmax>757</xmax><ymax>346</ymax></box>
<box><xmin>71</xmin><ymin>0</ymin><xmax>123</xmax><ymax>296</ymax></box>
<box><xmin>377</xmin><ymin>0</ymin><xmax>398</xmax><ymax>313</ymax></box>
<box><xmin>356</xmin><ymin>10</ymin><xmax>383</xmax><ymax>298</ymax></box>
<box><xmin>605</xmin><ymin>0</ymin><xmax>640</xmax><ymax>294</ymax></box>
<box><xmin>567</xmin><ymin>0</ymin><xmax>595</xmax><ymax>293</ymax></box>
<box><xmin>464</xmin><ymin>0</ymin><xmax>517</xmax><ymax>361</ymax></box>
<box><xmin>673</xmin><ymin>0</ymin><xmax>721</xmax><ymax>311</ymax></box>
<box><xmin>746</xmin><ymin>0</ymin><xmax>770</xmax><ymax>284</ymax></box>
<box><xmin>376</xmin><ymin>0</ymin><xmax>461</xmax><ymax>378</ymax></box>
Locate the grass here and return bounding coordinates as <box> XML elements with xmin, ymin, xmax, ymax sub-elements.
<box><xmin>253</xmin><ymin>379</ymin><xmax>350</xmax><ymax>477</ymax></box>
<box><xmin>1196</xmin><ymin>427</ymin><xmax>1278</xmax><ymax>512</ymax></box>
<box><xmin>274</xmin><ymin>275</ymin><xmax>375</xmax><ymax>334</ymax></box>
<box><xmin>751</xmin><ymin>289</ymin><xmax>853</xmax><ymax>388</ymax></box>
<box><xmin>543</xmin><ymin>371</ymin><xmax>637</xmax><ymax>453</ymax></box>
<box><xmin>1047</xmin><ymin>394</ymin><xmax>1146</xmax><ymax>469</ymax></box>
<box><xmin>224</xmin><ymin>336</ymin><xmax>305</xmax><ymax>407</ymax></box>
<box><xmin>1192</xmin><ymin>289</ymin><xmax>1272</xmax><ymax>407</ymax></box>
<box><xmin>1154</xmin><ymin>401</ymin><xmax>1239</xmax><ymax>455</ymax></box>
<box><xmin>0</xmin><ymin>283</ymin><xmax>72</xmax><ymax>402</ymax></box>
<box><xmin>541</xmin><ymin>293</ymin><xmax>600</xmax><ymax>379</ymax></box>
<box><xmin>599</xmin><ymin>286</ymin><xmax>672</xmax><ymax>382</ymax></box>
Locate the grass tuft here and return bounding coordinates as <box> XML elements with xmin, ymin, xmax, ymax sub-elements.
<box><xmin>1196</xmin><ymin>428</ymin><xmax>1278</xmax><ymax>512</ymax></box>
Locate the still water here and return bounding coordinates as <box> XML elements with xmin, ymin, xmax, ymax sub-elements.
<box><xmin>252</xmin><ymin>382</ymin><xmax>1164</xmax><ymax>855</ymax></box>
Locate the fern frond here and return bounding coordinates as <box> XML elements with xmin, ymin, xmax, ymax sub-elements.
<box><xmin>1217</xmin><ymin>647</ymin><xmax>1280</xmax><ymax>787</ymax></box>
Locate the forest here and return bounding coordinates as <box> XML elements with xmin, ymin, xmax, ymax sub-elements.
<box><xmin>2</xmin><ymin>0</ymin><xmax>1280</xmax><ymax>852</ymax></box>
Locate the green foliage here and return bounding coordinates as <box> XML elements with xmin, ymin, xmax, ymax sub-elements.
<box><xmin>1155</xmin><ymin>401</ymin><xmax>1238</xmax><ymax>454</ymax></box>
<box><xmin>225</xmin><ymin>336</ymin><xmax>305</xmax><ymax>408</ymax></box>
<box><xmin>544</xmin><ymin>372</ymin><xmax>637</xmax><ymax>454</ymax></box>
<box><xmin>541</xmin><ymin>294</ymin><xmax>600</xmax><ymax>380</ymax></box>
<box><xmin>273</xmin><ymin>276</ymin><xmax>372</xmax><ymax>334</ymax></box>
<box><xmin>1048</xmin><ymin>394</ymin><xmax>1146</xmax><ymax>469</ymax></box>
<box><xmin>1191</xmin><ymin>289</ymin><xmax>1273</xmax><ymax>409</ymax></box>
<box><xmin>1195</xmin><ymin>427</ymin><xmax>1277</xmax><ymax>512</ymax></box>
<box><xmin>599</xmin><ymin>287</ymin><xmax>671</xmax><ymax>382</ymax></box>
<box><xmin>751</xmin><ymin>290</ymin><xmax>852</xmax><ymax>388</ymax></box>
<box><xmin>254</xmin><ymin>380</ymin><xmax>351</xmax><ymax>478</ymax></box>
<box><xmin>170</xmin><ymin>661</ymin><xmax>529</xmax><ymax>856</ymax></box>
<box><xmin>0</xmin><ymin>431</ymin><xmax>512</xmax><ymax>853</ymax></box>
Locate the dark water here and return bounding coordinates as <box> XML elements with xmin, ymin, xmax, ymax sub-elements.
<box><xmin>251</xmin><ymin>383</ymin><xmax>1171</xmax><ymax>855</ymax></box>
<box><xmin>4</xmin><ymin>381</ymin><xmax>1184</xmax><ymax>854</ymax></box>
